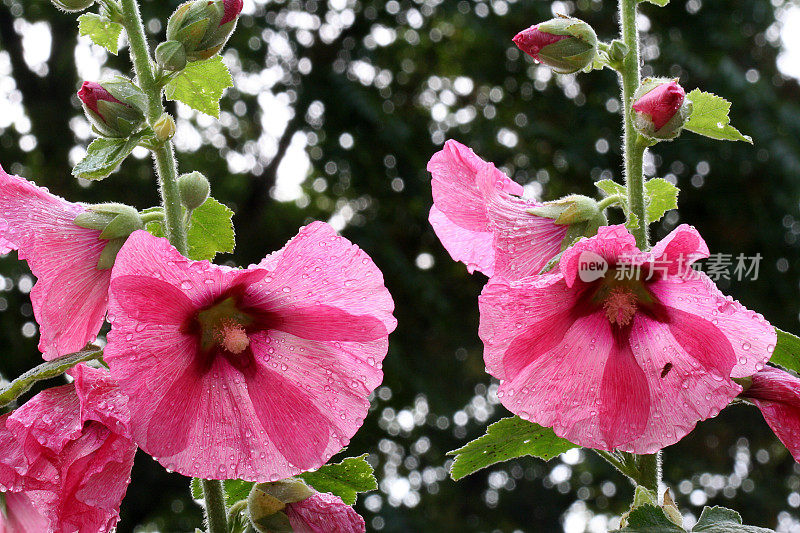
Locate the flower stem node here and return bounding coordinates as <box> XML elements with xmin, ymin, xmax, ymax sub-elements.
<box><xmin>177</xmin><ymin>171</ymin><xmax>211</xmax><ymax>211</ymax></box>
<box><xmin>78</xmin><ymin>78</ymin><xmax>147</xmax><ymax>138</ymax></box>
<box><xmin>166</xmin><ymin>0</ymin><xmax>244</xmax><ymax>63</ymax></box>
<box><xmin>528</xmin><ymin>195</ymin><xmax>608</xmax><ymax>250</ymax></box>
<box><xmin>155</xmin><ymin>40</ymin><xmax>188</xmax><ymax>72</ymax></box>
<box><xmin>51</xmin><ymin>0</ymin><xmax>94</xmax><ymax>12</ymax></box>
<box><xmin>631</xmin><ymin>78</ymin><xmax>693</xmax><ymax>141</ymax></box>
<box><xmin>74</xmin><ymin>203</ymin><xmax>144</xmax><ymax>269</ymax></box>
<box><xmin>153</xmin><ymin>113</ymin><xmax>177</xmax><ymax>142</ymax></box>
<box><xmin>247</xmin><ymin>479</ymin><xmax>315</xmax><ymax>533</ymax></box>
<box><xmin>513</xmin><ymin>17</ymin><xmax>598</xmax><ymax>74</ymax></box>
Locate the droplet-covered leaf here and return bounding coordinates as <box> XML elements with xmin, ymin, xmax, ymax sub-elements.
<box><xmin>612</xmin><ymin>504</ymin><xmax>684</xmax><ymax>532</ymax></box>
<box><xmin>78</xmin><ymin>13</ymin><xmax>123</xmax><ymax>54</ymax></box>
<box><xmin>684</xmin><ymin>89</ymin><xmax>752</xmax><ymax>143</ymax></box>
<box><xmin>691</xmin><ymin>506</ymin><xmax>773</xmax><ymax>532</ymax></box>
<box><xmin>186</xmin><ymin>197</ymin><xmax>235</xmax><ymax>261</ymax></box>
<box><xmin>165</xmin><ymin>56</ymin><xmax>234</xmax><ymax>118</ymax></box>
<box><xmin>298</xmin><ymin>454</ymin><xmax>377</xmax><ymax>505</ymax></box>
<box><xmin>223</xmin><ymin>479</ymin><xmax>255</xmax><ymax>507</ymax></box>
<box><xmin>639</xmin><ymin>0</ymin><xmax>669</xmax><ymax>6</ymax></box>
<box><xmin>447</xmin><ymin>416</ymin><xmax>577</xmax><ymax>481</ymax></box>
<box><xmin>72</xmin><ymin>133</ymin><xmax>144</xmax><ymax>181</ymax></box>
<box><xmin>771</xmin><ymin>328</ymin><xmax>800</xmax><ymax>373</ymax></box>
<box><xmin>644</xmin><ymin>178</ymin><xmax>679</xmax><ymax>223</ymax></box>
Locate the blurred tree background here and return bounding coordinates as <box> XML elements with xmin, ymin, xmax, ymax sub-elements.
<box><xmin>1</xmin><ymin>0</ymin><xmax>800</xmax><ymax>530</ymax></box>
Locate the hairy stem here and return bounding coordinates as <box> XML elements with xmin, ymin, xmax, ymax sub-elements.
<box><xmin>618</xmin><ymin>0</ymin><xmax>663</xmax><ymax>494</ymax></box>
<box><xmin>619</xmin><ymin>0</ymin><xmax>648</xmax><ymax>250</ymax></box>
<box><xmin>119</xmin><ymin>0</ymin><xmax>188</xmax><ymax>255</ymax></box>
<box><xmin>0</xmin><ymin>346</ymin><xmax>103</xmax><ymax>409</ymax></box>
<box><xmin>201</xmin><ymin>478</ymin><xmax>229</xmax><ymax>533</ymax></box>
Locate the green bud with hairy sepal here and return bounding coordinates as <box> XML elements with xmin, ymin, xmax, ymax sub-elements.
<box><xmin>513</xmin><ymin>17</ymin><xmax>598</xmax><ymax>74</ymax></box>
<box><xmin>74</xmin><ymin>203</ymin><xmax>144</xmax><ymax>269</ymax></box>
<box><xmin>78</xmin><ymin>78</ymin><xmax>146</xmax><ymax>138</ymax></box>
<box><xmin>631</xmin><ymin>78</ymin><xmax>693</xmax><ymax>141</ymax></box>
<box><xmin>51</xmin><ymin>0</ymin><xmax>94</xmax><ymax>12</ymax></box>
<box><xmin>247</xmin><ymin>479</ymin><xmax>315</xmax><ymax>533</ymax></box>
<box><xmin>177</xmin><ymin>172</ymin><xmax>211</xmax><ymax>210</ymax></box>
<box><xmin>166</xmin><ymin>0</ymin><xmax>243</xmax><ymax>63</ymax></box>
<box><xmin>529</xmin><ymin>195</ymin><xmax>607</xmax><ymax>251</ymax></box>
<box><xmin>156</xmin><ymin>40</ymin><xmax>188</xmax><ymax>72</ymax></box>
<box><xmin>153</xmin><ymin>113</ymin><xmax>177</xmax><ymax>142</ymax></box>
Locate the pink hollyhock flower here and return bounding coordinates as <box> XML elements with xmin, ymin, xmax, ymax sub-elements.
<box><xmin>286</xmin><ymin>492</ymin><xmax>365</xmax><ymax>533</ymax></box>
<box><xmin>479</xmin><ymin>224</ymin><xmax>776</xmax><ymax>453</ymax></box>
<box><xmin>0</xmin><ymin>365</ymin><xmax>136</xmax><ymax>533</ymax></box>
<box><xmin>741</xmin><ymin>366</ymin><xmax>800</xmax><ymax>462</ymax></box>
<box><xmin>0</xmin><ymin>166</ymin><xmax>111</xmax><ymax>360</ymax></box>
<box><xmin>104</xmin><ymin>224</ymin><xmax>396</xmax><ymax>481</ymax></box>
<box><xmin>428</xmin><ymin>140</ymin><xmax>567</xmax><ymax>278</ymax></box>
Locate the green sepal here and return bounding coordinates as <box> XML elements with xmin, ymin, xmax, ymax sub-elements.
<box><xmin>102</xmin><ymin>76</ymin><xmax>149</xmax><ymax>116</ymax></box>
<box><xmin>535</xmin><ymin>17</ymin><xmax>598</xmax><ymax>74</ymax></box>
<box><xmin>97</xmin><ymin>238</ymin><xmax>127</xmax><ymax>270</ymax></box>
<box><xmin>770</xmin><ymin>327</ymin><xmax>800</xmax><ymax>373</ymax></box>
<box><xmin>73</xmin><ymin>211</ymin><xmax>115</xmax><ymax>231</ymax></box>
<box><xmin>251</xmin><ymin>511</ymin><xmax>292</xmax><ymax>533</ymax></box>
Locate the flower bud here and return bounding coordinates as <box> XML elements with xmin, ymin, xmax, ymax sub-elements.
<box><xmin>529</xmin><ymin>195</ymin><xmax>608</xmax><ymax>251</ymax></box>
<box><xmin>156</xmin><ymin>40</ymin><xmax>188</xmax><ymax>72</ymax></box>
<box><xmin>51</xmin><ymin>0</ymin><xmax>94</xmax><ymax>12</ymax></box>
<box><xmin>153</xmin><ymin>113</ymin><xmax>177</xmax><ymax>142</ymax></box>
<box><xmin>78</xmin><ymin>80</ymin><xmax>145</xmax><ymax>138</ymax></box>
<box><xmin>631</xmin><ymin>78</ymin><xmax>693</xmax><ymax>141</ymax></box>
<box><xmin>74</xmin><ymin>203</ymin><xmax>144</xmax><ymax>269</ymax></box>
<box><xmin>247</xmin><ymin>480</ymin><xmax>315</xmax><ymax>533</ymax></box>
<box><xmin>513</xmin><ymin>17</ymin><xmax>598</xmax><ymax>74</ymax></box>
<box><xmin>177</xmin><ymin>172</ymin><xmax>211</xmax><ymax>211</ymax></box>
<box><xmin>166</xmin><ymin>0</ymin><xmax>244</xmax><ymax>62</ymax></box>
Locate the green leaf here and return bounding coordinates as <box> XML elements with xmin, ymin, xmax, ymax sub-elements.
<box><xmin>72</xmin><ymin>133</ymin><xmax>144</xmax><ymax>181</ymax></box>
<box><xmin>612</xmin><ymin>504</ymin><xmax>684</xmax><ymax>532</ymax></box>
<box><xmin>223</xmin><ymin>479</ymin><xmax>255</xmax><ymax>507</ymax></box>
<box><xmin>145</xmin><ymin>220</ymin><xmax>165</xmax><ymax>238</ymax></box>
<box><xmin>298</xmin><ymin>454</ymin><xmax>377</xmax><ymax>505</ymax></box>
<box><xmin>596</xmin><ymin>179</ymin><xmax>626</xmax><ymax>197</ymax></box>
<box><xmin>78</xmin><ymin>13</ymin><xmax>124</xmax><ymax>54</ymax></box>
<box><xmin>186</xmin><ymin>197</ymin><xmax>235</xmax><ymax>261</ymax></box>
<box><xmin>446</xmin><ymin>416</ymin><xmax>577</xmax><ymax>481</ymax></box>
<box><xmin>165</xmin><ymin>56</ymin><xmax>233</xmax><ymax>117</ymax></box>
<box><xmin>771</xmin><ymin>328</ymin><xmax>800</xmax><ymax>372</ymax></box>
<box><xmin>684</xmin><ymin>89</ymin><xmax>753</xmax><ymax>144</ymax></box>
<box><xmin>692</xmin><ymin>506</ymin><xmax>774</xmax><ymax>532</ymax></box>
<box><xmin>644</xmin><ymin>178</ymin><xmax>679</xmax><ymax>223</ymax></box>
<box><xmin>639</xmin><ymin>0</ymin><xmax>669</xmax><ymax>6</ymax></box>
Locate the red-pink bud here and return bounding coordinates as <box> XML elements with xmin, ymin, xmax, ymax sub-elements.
<box><xmin>631</xmin><ymin>78</ymin><xmax>693</xmax><ymax>141</ymax></box>
<box><xmin>78</xmin><ymin>81</ymin><xmax>122</xmax><ymax>121</ymax></box>
<box><xmin>512</xmin><ymin>25</ymin><xmax>568</xmax><ymax>62</ymax></box>
<box><xmin>632</xmin><ymin>81</ymin><xmax>686</xmax><ymax>130</ymax></box>
<box><xmin>220</xmin><ymin>0</ymin><xmax>243</xmax><ymax>25</ymax></box>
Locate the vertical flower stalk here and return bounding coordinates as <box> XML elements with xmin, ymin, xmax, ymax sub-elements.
<box><xmin>119</xmin><ymin>0</ymin><xmax>188</xmax><ymax>256</ymax></box>
<box><xmin>117</xmin><ymin>0</ymin><xmax>218</xmax><ymax>528</ymax></box>
<box><xmin>619</xmin><ymin>0</ymin><xmax>648</xmax><ymax>250</ymax></box>
<box><xmin>618</xmin><ymin>0</ymin><xmax>659</xmax><ymax>491</ymax></box>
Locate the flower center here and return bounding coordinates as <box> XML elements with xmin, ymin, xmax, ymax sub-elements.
<box><xmin>196</xmin><ymin>296</ymin><xmax>254</xmax><ymax>354</ymax></box>
<box><xmin>602</xmin><ymin>286</ymin><xmax>638</xmax><ymax>326</ymax></box>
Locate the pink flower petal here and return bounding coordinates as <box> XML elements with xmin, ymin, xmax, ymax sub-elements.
<box><xmin>559</xmin><ymin>225</ymin><xmax>639</xmax><ymax>287</ymax></box>
<box><xmin>427</xmin><ymin>140</ymin><xmax>524</xmax><ymax>276</ymax></box>
<box><xmin>648</xmin><ymin>273</ymin><xmax>775</xmax><ymax>378</ymax></box>
<box><xmin>744</xmin><ymin>366</ymin><xmax>800</xmax><ymax>462</ymax></box>
<box><xmin>105</xmin><ymin>226</ymin><xmax>394</xmax><ymax>480</ymax></box>
<box><xmin>429</xmin><ymin>206</ymin><xmax>496</xmax><ymax>275</ymax></box>
<box><xmin>286</xmin><ymin>492</ymin><xmax>366</xmax><ymax>533</ymax></box>
<box><xmin>647</xmin><ymin>224</ymin><xmax>709</xmax><ymax>275</ymax></box>
<box><xmin>0</xmin><ymin>492</ymin><xmax>49</xmax><ymax>533</ymax></box>
<box><xmin>0</xmin><ymin>166</ymin><xmax>109</xmax><ymax>359</ymax></box>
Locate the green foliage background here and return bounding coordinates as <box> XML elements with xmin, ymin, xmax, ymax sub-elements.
<box><xmin>1</xmin><ymin>0</ymin><xmax>800</xmax><ymax>530</ymax></box>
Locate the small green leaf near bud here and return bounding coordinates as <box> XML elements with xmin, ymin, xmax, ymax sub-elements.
<box><xmin>164</xmin><ymin>56</ymin><xmax>233</xmax><ymax>117</ymax></box>
<box><xmin>51</xmin><ymin>0</ymin><xmax>94</xmax><ymax>12</ymax></box>
<box><xmin>156</xmin><ymin>40</ymin><xmax>188</xmax><ymax>72</ymax></box>
<box><xmin>684</xmin><ymin>89</ymin><xmax>753</xmax><ymax>144</ymax></box>
<box><xmin>153</xmin><ymin>113</ymin><xmax>177</xmax><ymax>142</ymax></box>
<box><xmin>177</xmin><ymin>171</ymin><xmax>211</xmax><ymax>210</ymax></box>
<box><xmin>78</xmin><ymin>13</ymin><xmax>123</xmax><ymax>54</ymax></box>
